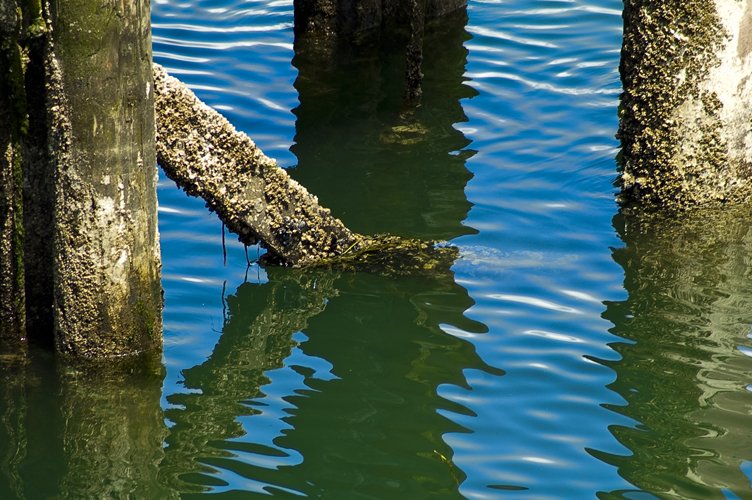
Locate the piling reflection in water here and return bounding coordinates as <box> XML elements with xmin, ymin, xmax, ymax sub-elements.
<box><xmin>0</xmin><ymin>355</ymin><xmax>28</xmax><ymax>500</ymax></box>
<box><xmin>0</xmin><ymin>352</ymin><xmax>170</xmax><ymax>499</ymax></box>
<box><xmin>159</xmin><ymin>270</ymin><xmax>333</xmax><ymax>492</ymax></box>
<box><xmin>599</xmin><ymin>208</ymin><xmax>752</xmax><ymax>498</ymax></box>
<box><xmin>162</xmin><ymin>265</ymin><xmax>496</xmax><ymax>496</ymax></box>
<box><xmin>275</xmin><ymin>269</ymin><xmax>495</xmax><ymax>497</ymax></box>
<box><xmin>59</xmin><ymin>358</ymin><xmax>170</xmax><ymax>498</ymax></box>
<box><xmin>290</xmin><ymin>8</ymin><xmax>477</xmax><ymax>240</ymax></box>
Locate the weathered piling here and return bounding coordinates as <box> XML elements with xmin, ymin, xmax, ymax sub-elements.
<box><xmin>22</xmin><ymin>3</ymin><xmax>56</xmax><ymax>340</ymax></box>
<box><xmin>153</xmin><ymin>64</ymin><xmax>366</xmax><ymax>266</ymax></box>
<box><xmin>293</xmin><ymin>0</ymin><xmax>466</xmax><ymax>105</ymax></box>
<box><xmin>0</xmin><ymin>1</ymin><xmax>27</xmax><ymax>343</ymax></box>
<box><xmin>46</xmin><ymin>0</ymin><xmax>162</xmax><ymax>357</ymax></box>
<box><xmin>403</xmin><ymin>0</ymin><xmax>427</xmax><ymax>106</ymax></box>
<box><xmin>618</xmin><ymin>0</ymin><xmax>752</xmax><ymax>209</ymax></box>
<box><xmin>293</xmin><ymin>0</ymin><xmax>466</xmax><ymax>37</ymax></box>
<box><xmin>0</xmin><ymin>0</ymin><xmax>162</xmax><ymax>357</ymax></box>
<box><xmin>155</xmin><ymin>62</ymin><xmax>458</xmax><ymax>271</ymax></box>
<box><xmin>290</xmin><ymin>7</ymin><xmax>476</xmax><ymax>240</ymax></box>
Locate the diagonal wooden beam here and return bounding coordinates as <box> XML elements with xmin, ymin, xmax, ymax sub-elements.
<box><xmin>153</xmin><ymin>64</ymin><xmax>366</xmax><ymax>267</ymax></box>
<box><xmin>153</xmin><ymin>64</ymin><xmax>457</xmax><ymax>272</ymax></box>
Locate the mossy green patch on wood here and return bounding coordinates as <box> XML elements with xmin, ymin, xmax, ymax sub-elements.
<box><xmin>270</xmin><ymin>235</ymin><xmax>460</xmax><ymax>277</ymax></box>
<box><xmin>20</xmin><ymin>0</ymin><xmax>46</xmax><ymax>38</ymax></box>
<box><xmin>2</xmin><ymin>41</ymin><xmax>29</xmax><ymax>136</ymax></box>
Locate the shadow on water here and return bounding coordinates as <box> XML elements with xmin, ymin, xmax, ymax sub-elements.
<box><xmin>597</xmin><ymin>207</ymin><xmax>752</xmax><ymax>498</ymax></box>
<box><xmin>289</xmin><ymin>8</ymin><xmax>478</xmax><ymax>240</ymax></box>
<box><xmin>161</xmin><ymin>265</ymin><xmax>498</xmax><ymax>497</ymax></box>
<box><xmin>0</xmin><ymin>351</ymin><xmax>170</xmax><ymax>499</ymax></box>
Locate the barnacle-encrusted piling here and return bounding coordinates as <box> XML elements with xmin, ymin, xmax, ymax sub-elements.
<box><xmin>618</xmin><ymin>0</ymin><xmax>752</xmax><ymax>210</ymax></box>
<box><xmin>47</xmin><ymin>0</ymin><xmax>162</xmax><ymax>357</ymax></box>
<box><xmin>0</xmin><ymin>0</ymin><xmax>163</xmax><ymax>359</ymax></box>
<box><xmin>0</xmin><ymin>3</ymin><xmax>26</xmax><ymax>343</ymax></box>
<box><xmin>153</xmin><ymin>64</ymin><xmax>363</xmax><ymax>266</ymax></box>
<box><xmin>293</xmin><ymin>0</ymin><xmax>466</xmax><ymax>38</ymax></box>
<box><xmin>404</xmin><ymin>0</ymin><xmax>428</xmax><ymax>106</ymax></box>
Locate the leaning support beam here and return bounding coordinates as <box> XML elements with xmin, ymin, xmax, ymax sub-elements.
<box><xmin>153</xmin><ymin>64</ymin><xmax>458</xmax><ymax>272</ymax></box>
<box><xmin>618</xmin><ymin>0</ymin><xmax>752</xmax><ymax>210</ymax></box>
<box><xmin>153</xmin><ymin>64</ymin><xmax>365</xmax><ymax>266</ymax></box>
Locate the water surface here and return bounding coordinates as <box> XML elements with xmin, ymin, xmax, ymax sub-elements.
<box><xmin>3</xmin><ymin>0</ymin><xmax>752</xmax><ymax>498</ymax></box>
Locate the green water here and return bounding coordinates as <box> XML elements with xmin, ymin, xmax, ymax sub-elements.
<box><xmin>600</xmin><ymin>208</ymin><xmax>752</xmax><ymax>498</ymax></box>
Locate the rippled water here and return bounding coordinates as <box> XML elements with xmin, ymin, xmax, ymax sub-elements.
<box><xmin>3</xmin><ymin>0</ymin><xmax>752</xmax><ymax>498</ymax></box>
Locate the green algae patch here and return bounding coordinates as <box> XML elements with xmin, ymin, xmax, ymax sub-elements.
<box><xmin>265</xmin><ymin>235</ymin><xmax>460</xmax><ymax>276</ymax></box>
